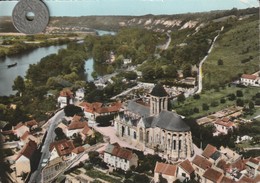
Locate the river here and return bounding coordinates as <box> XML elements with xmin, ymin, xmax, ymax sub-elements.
<box><xmin>0</xmin><ymin>45</ymin><xmax>67</xmax><ymax>96</ymax></box>
<box><xmin>0</xmin><ymin>30</ymin><xmax>115</xmax><ymax>96</ymax></box>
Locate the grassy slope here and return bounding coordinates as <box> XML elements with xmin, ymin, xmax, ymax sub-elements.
<box><xmin>202</xmin><ymin>16</ymin><xmax>259</xmax><ymax>89</ymax></box>
<box><xmin>173</xmin><ymin>86</ymin><xmax>259</xmax><ymax>119</ymax></box>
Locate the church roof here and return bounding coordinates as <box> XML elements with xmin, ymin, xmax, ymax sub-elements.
<box><xmin>152</xmin><ymin>110</ymin><xmax>190</xmax><ymax>132</ymax></box>
<box><xmin>143</xmin><ymin>116</ymin><xmax>155</xmax><ymax>128</ymax></box>
<box><xmin>127</xmin><ymin>100</ymin><xmax>150</xmax><ymax>117</ymax></box>
<box><xmin>150</xmin><ymin>84</ymin><xmax>168</xmax><ymax>97</ymax></box>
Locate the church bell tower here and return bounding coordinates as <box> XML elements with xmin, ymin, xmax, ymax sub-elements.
<box><xmin>150</xmin><ymin>84</ymin><xmax>168</xmax><ymax>116</ymax></box>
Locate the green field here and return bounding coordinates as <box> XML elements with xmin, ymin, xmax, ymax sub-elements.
<box><xmin>173</xmin><ymin>86</ymin><xmax>259</xmax><ymax>119</ymax></box>
<box><xmin>202</xmin><ymin>17</ymin><xmax>259</xmax><ymax>89</ymax></box>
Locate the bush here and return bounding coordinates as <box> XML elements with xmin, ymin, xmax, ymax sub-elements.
<box><xmin>210</xmin><ymin>101</ymin><xmax>219</xmax><ymax>107</ymax></box>
<box><xmin>193</xmin><ymin>107</ymin><xmax>200</xmax><ymax>113</ymax></box>
<box><xmin>84</xmin><ymin>163</ymin><xmax>93</xmax><ymax>170</ymax></box>
<box><xmin>236</xmin><ymin>99</ymin><xmax>244</xmax><ymax>107</ymax></box>
<box><xmin>236</xmin><ymin>90</ymin><xmax>243</xmax><ymax>97</ymax></box>
<box><xmin>218</xmin><ymin>59</ymin><xmax>224</xmax><ymax>65</ymax></box>
<box><xmin>228</xmin><ymin>93</ymin><xmax>236</xmax><ymax>101</ymax></box>
<box><xmin>202</xmin><ymin>103</ymin><xmax>209</xmax><ymax>111</ymax></box>
<box><xmin>193</xmin><ymin>94</ymin><xmax>200</xmax><ymax>100</ymax></box>
<box><xmin>220</xmin><ymin>98</ymin><xmax>226</xmax><ymax>104</ymax></box>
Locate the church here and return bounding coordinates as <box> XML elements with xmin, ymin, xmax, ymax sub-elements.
<box><xmin>114</xmin><ymin>84</ymin><xmax>194</xmax><ymax>161</ymax></box>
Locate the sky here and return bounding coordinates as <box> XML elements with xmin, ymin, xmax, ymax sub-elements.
<box><xmin>0</xmin><ymin>0</ymin><xmax>259</xmax><ymax>17</ymax></box>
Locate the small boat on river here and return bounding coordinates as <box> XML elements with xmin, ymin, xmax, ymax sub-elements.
<box><xmin>7</xmin><ymin>62</ymin><xmax>17</xmax><ymax>68</ymax></box>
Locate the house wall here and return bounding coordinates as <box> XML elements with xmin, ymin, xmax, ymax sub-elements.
<box><xmin>104</xmin><ymin>152</ymin><xmax>136</xmax><ymax>171</ymax></box>
<box><xmin>177</xmin><ymin>167</ymin><xmax>191</xmax><ymax>182</ymax></box>
<box><xmin>15</xmin><ymin>155</ymin><xmax>30</xmax><ymax>176</ymax></box>
<box><xmin>16</xmin><ymin>126</ymin><xmax>29</xmax><ymax>138</ymax></box>
<box><xmin>42</xmin><ymin>160</ymin><xmax>66</xmax><ymax>183</ymax></box>
<box><xmin>67</xmin><ymin>129</ymin><xmax>82</xmax><ymax>138</ymax></box>
<box><xmin>154</xmin><ymin>172</ymin><xmax>176</xmax><ymax>183</ymax></box>
<box><xmin>50</xmin><ymin>148</ymin><xmax>59</xmax><ymax>161</ymax></box>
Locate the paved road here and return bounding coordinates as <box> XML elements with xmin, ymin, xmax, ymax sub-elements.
<box><xmin>29</xmin><ymin>110</ymin><xmax>65</xmax><ymax>183</ymax></box>
<box><xmin>196</xmin><ymin>26</ymin><xmax>224</xmax><ymax>94</ymax></box>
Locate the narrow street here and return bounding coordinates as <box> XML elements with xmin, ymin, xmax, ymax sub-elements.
<box><xmin>29</xmin><ymin>110</ymin><xmax>65</xmax><ymax>183</ymax></box>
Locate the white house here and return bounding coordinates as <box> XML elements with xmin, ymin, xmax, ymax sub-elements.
<box><xmin>57</xmin><ymin>88</ymin><xmax>74</xmax><ymax>108</ymax></box>
<box><xmin>104</xmin><ymin>143</ymin><xmax>138</xmax><ymax>171</ymax></box>
<box><xmin>213</xmin><ymin>118</ymin><xmax>235</xmax><ymax>136</ymax></box>
<box><xmin>154</xmin><ymin>162</ymin><xmax>177</xmax><ymax>183</ymax></box>
<box><xmin>240</xmin><ymin>74</ymin><xmax>260</xmax><ymax>87</ymax></box>
<box><xmin>177</xmin><ymin>159</ymin><xmax>195</xmax><ymax>182</ymax></box>
<box><xmin>75</xmin><ymin>88</ymin><xmax>85</xmax><ymax>100</ymax></box>
<box><xmin>15</xmin><ymin>140</ymin><xmax>37</xmax><ymax>177</ymax></box>
<box><xmin>123</xmin><ymin>58</ymin><xmax>132</xmax><ymax>65</ymax></box>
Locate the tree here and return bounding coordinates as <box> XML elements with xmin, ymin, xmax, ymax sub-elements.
<box><xmin>193</xmin><ymin>94</ymin><xmax>200</xmax><ymax>100</ymax></box>
<box><xmin>236</xmin><ymin>98</ymin><xmax>244</xmax><ymax>107</ymax></box>
<box><xmin>133</xmin><ymin>174</ymin><xmax>150</xmax><ymax>183</ymax></box>
<box><xmin>177</xmin><ymin>93</ymin><xmax>186</xmax><ymax>103</ymax></box>
<box><xmin>220</xmin><ymin>98</ymin><xmax>226</xmax><ymax>104</ymax></box>
<box><xmin>236</xmin><ymin>99</ymin><xmax>244</xmax><ymax>107</ymax></box>
<box><xmin>217</xmin><ymin>59</ymin><xmax>224</xmax><ymax>65</ymax></box>
<box><xmin>248</xmin><ymin>101</ymin><xmax>255</xmax><ymax>110</ymax></box>
<box><xmin>182</xmin><ymin>64</ymin><xmax>192</xmax><ymax>78</ymax></box>
<box><xmin>88</xmin><ymin>151</ymin><xmax>101</xmax><ymax>165</ymax></box>
<box><xmin>64</xmin><ymin>105</ymin><xmax>83</xmax><ymax>117</ymax></box>
<box><xmin>54</xmin><ymin>127</ymin><xmax>67</xmax><ymax>141</ymax></box>
<box><xmin>228</xmin><ymin>93</ymin><xmax>236</xmax><ymax>101</ymax></box>
<box><xmin>236</xmin><ymin>90</ymin><xmax>243</xmax><ymax>97</ymax></box>
<box><xmin>12</xmin><ymin>76</ymin><xmax>25</xmax><ymax>95</ymax></box>
<box><xmin>202</xmin><ymin>103</ymin><xmax>209</xmax><ymax>111</ymax></box>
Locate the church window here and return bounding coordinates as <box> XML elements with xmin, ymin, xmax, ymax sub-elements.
<box><xmin>179</xmin><ymin>140</ymin><xmax>182</xmax><ymax>150</ymax></box>
<box><xmin>128</xmin><ymin>127</ymin><xmax>130</xmax><ymax>136</ymax></box>
<box><xmin>168</xmin><ymin>139</ymin><xmax>171</xmax><ymax>148</ymax></box>
<box><xmin>134</xmin><ymin>132</ymin><xmax>136</xmax><ymax>139</ymax></box>
<box><xmin>173</xmin><ymin>140</ymin><xmax>176</xmax><ymax>150</ymax></box>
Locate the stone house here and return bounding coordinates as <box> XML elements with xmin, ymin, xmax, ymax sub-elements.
<box><xmin>154</xmin><ymin>162</ymin><xmax>177</xmax><ymax>183</ymax></box>
<box><xmin>49</xmin><ymin>139</ymin><xmax>75</xmax><ymax>161</ymax></box>
<box><xmin>15</xmin><ymin>140</ymin><xmax>37</xmax><ymax>177</ymax></box>
<box><xmin>177</xmin><ymin>159</ymin><xmax>195</xmax><ymax>182</ymax></box>
<box><xmin>104</xmin><ymin>143</ymin><xmax>138</xmax><ymax>171</ymax></box>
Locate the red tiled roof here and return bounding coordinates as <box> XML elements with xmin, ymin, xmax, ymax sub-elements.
<box><xmin>221</xmin><ymin>176</ymin><xmax>235</xmax><ymax>183</ymax></box>
<box><xmin>111</xmin><ymin>146</ymin><xmax>134</xmax><ymax>160</ymax></box>
<box><xmin>215</xmin><ymin>119</ymin><xmax>234</xmax><ymax>128</ymax></box>
<box><xmin>20</xmin><ymin>131</ymin><xmax>30</xmax><ymax>141</ymax></box>
<box><xmin>154</xmin><ymin>162</ymin><xmax>177</xmax><ymax>176</ymax></box>
<box><xmin>24</xmin><ymin>119</ymin><xmax>37</xmax><ymax>127</ymax></box>
<box><xmin>232</xmin><ymin>159</ymin><xmax>249</xmax><ymax>171</ymax></box>
<box><xmin>216</xmin><ymin>159</ymin><xmax>231</xmax><ymax>172</ymax></box>
<box><xmin>241</xmin><ymin>74</ymin><xmax>257</xmax><ymax>80</ymax></box>
<box><xmin>202</xmin><ymin>144</ymin><xmax>217</xmax><ymax>159</ymax></box>
<box><xmin>81</xmin><ymin>125</ymin><xmax>92</xmax><ymax>135</ymax></box>
<box><xmin>237</xmin><ymin>175</ymin><xmax>254</xmax><ymax>183</ymax></box>
<box><xmin>14</xmin><ymin>122</ymin><xmax>24</xmax><ymax>130</ymax></box>
<box><xmin>179</xmin><ymin>159</ymin><xmax>194</xmax><ymax>175</ymax></box>
<box><xmin>16</xmin><ymin>140</ymin><xmax>37</xmax><ymax>160</ymax></box>
<box><xmin>81</xmin><ymin>101</ymin><xmax>122</xmax><ymax>114</ymax></box>
<box><xmin>203</xmin><ymin>168</ymin><xmax>223</xmax><ymax>183</ymax></box>
<box><xmin>60</xmin><ymin>88</ymin><xmax>73</xmax><ymax>97</ymax></box>
<box><xmin>50</xmin><ymin>139</ymin><xmax>75</xmax><ymax>157</ymax></box>
<box><xmin>248</xmin><ymin>157</ymin><xmax>260</xmax><ymax>165</ymax></box>
<box><xmin>72</xmin><ymin>146</ymin><xmax>85</xmax><ymax>154</ymax></box>
<box><xmin>254</xmin><ymin>174</ymin><xmax>260</xmax><ymax>183</ymax></box>
<box><xmin>68</xmin><ymin>121</ymin><xmax>88</xmax><ymax>130</ymax></box>
<box><xmin>192</xmin><ymin>155</ymin><xmax>212</xmax><ymax>170</ymax></box>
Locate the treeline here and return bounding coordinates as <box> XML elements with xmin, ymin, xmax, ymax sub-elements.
<box><xmin>0</xmin><ymin>34</ymin><xmax>76</xmax><ymax>57</ymax></box>
<box><xmin>84</xmin><ymin>28</ymin><xmax>167</xmax><ymax>75</ymax></box>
